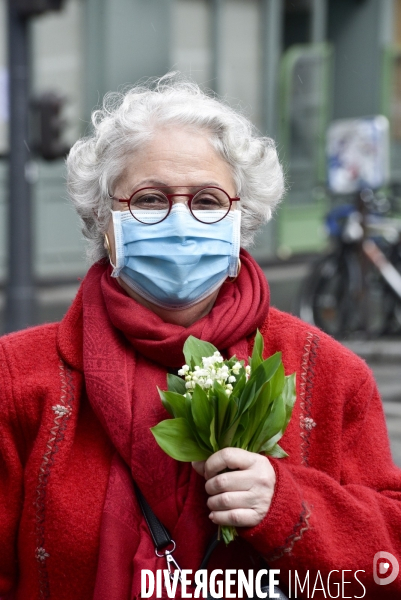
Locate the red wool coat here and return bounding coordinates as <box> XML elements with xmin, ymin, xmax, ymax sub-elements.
<box><xmin>1</xmin><ymin>299</ymin><xmax>401</xmax><ymax>599</ymax></box>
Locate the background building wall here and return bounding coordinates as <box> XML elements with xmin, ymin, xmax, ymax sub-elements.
<box><xmin>0</xmin><ymin>0</ymin><xmax>400</xmax><ymax>297</ymax></box>
<box><xmin>84</xmin><ymin>0</ymin><xmax>172</xmax><ymax>121</ymax></box>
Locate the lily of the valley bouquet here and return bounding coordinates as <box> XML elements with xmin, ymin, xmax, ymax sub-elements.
<box><xmin>151</xmin><ymin>331</ymin><xmax>296</xmax><ymax>544</ymax></box>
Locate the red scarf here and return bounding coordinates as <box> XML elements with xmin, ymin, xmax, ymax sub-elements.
<box><xmin>81</xmin><ymin>250</ymin><xmax>269</xmax><ymax>600</ymax></box>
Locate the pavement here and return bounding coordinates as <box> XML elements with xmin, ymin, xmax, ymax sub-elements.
<box><xmin>343</xmin><ymin>339</ymin><xmax>401</xmax><ymax>364</ymax></box>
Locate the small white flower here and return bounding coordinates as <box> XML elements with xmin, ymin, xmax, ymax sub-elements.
<box><xmin>216</xmin><ymin>368</ymin><xmax>228</xmax><ymax>381</ymax></box>
<box><xmin>228</xmin><ymin>376</ymin><xmax>236</xmax><ymax>383</ymax></box>
<box><xmin>226</xmin><ymin>383</ymin><xmax>233</xmax><ymax>391</ymax></box>
<box><xmin>210</xmin><ymin>351</ymin><xmax>223</xmax><ymax>363</ymax></box>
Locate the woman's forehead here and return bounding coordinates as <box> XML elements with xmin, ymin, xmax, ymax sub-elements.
<box><xmin>114</xmin><ymin>127</ymin><xmax>236</xmax><ymax>196</ymax></box>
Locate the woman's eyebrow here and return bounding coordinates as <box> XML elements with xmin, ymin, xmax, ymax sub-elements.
<box><xmin>134</xmin><ymin>178</ymin><xmax>169</xmax><ymax>188</ymax></box>
<box><xmin>131</xmin><ymin>179</ymin><xmax>224</xmax><ymax>190</ymax></box>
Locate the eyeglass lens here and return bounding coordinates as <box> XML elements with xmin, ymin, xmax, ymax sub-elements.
<box><xmin>129</xmin><ymin>188</ymin><xmax>231</xmax><ymax>224</ymax></box>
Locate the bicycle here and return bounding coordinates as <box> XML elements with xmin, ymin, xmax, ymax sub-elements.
<box><xmin>295</xmin><ymin>189</ymin><xmax>401</xmax><ymax>339</ymax></box>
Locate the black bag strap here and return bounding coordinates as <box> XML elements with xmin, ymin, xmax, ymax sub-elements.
<box><xmin>199</xmin><ymin>532</ymin><xmax>220</xmax><ymax>570</ymax></box>
<box><xmin>134</xmin><ymin>483</ymin><xmax>172</xmax><ymax>551</ymax></box>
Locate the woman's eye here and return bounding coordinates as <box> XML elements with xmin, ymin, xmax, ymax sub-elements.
<box><xmin>192</xmin><ymin>195</ymin><xmax>222</xmax><ymax>209</ymax></box>
<box><xmin>131</xmin><ymin>193</ymin><xmax>169</xmax><ymax>209</ymax></box>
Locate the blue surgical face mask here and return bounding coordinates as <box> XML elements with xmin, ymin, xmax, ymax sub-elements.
<box><xmin>110</xmin><ymin>204</ymin><xmax>241</xmax><ymax>309</ymax></box>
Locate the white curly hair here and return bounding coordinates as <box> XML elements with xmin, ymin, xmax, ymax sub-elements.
<box><xmin>66</xmin><ymin>73</ymin><xmax>285</xmax><ymax>263</ymax></box>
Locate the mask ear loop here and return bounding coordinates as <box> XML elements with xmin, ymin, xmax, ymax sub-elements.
<box><xmin>104</xmin><ymin>233</ymin><xmax>117</xmax><ymax>270</ymax></box>
<box><xmin>226</xmin><ymin>258</ymin><xmax>241</xmax><ymax>283</ymax></box>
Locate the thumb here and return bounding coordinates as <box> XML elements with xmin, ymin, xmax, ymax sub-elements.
<box><xmin>192</xmin><ymin>460</ymin><xmax>206</xmax><ymax>477</ymax></box>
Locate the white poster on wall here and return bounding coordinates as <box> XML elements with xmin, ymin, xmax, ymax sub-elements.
<box><xmin>327</xmin><ymin>115</ymin><xmax>390</xmax><ymax>194</ymax></box>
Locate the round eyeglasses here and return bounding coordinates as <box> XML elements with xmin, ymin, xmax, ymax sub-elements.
<box><xmin>113</xmin><ymin>186</ymin><xmax>240</xmax><ymax>225</ymax></box>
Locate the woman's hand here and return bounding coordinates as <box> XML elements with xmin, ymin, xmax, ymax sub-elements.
<box><xmin>192</xmin><ymin>448</ymin><xmax>276</xmax><ymax>528</ymax></box>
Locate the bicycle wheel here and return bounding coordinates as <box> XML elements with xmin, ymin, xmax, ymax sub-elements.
<box><xmin>296</xmin><ymin>249</ymin><xmax>363</xmax><ymax>338</ymax></box>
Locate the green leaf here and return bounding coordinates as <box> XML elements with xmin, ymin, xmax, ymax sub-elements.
<box><xmin>256</xmin><ymin>375</ymin><xmax>296</xmax><ymax>455</ymax></box>
<box><xmin>158</xmin><ymin>389</ymin><xmax>187</xmax><ymax>418</ymax></box>
<box><xmin>238</xmin><ymin>352</ymin><xmax>282</xmax><ymax>413</ymax></box>
<box><xmin>151</xmin><ymin>418</ymin><xmax>211</xmax><ymax>461</ymax></box>
<box><xmin>242</xmin><ymin>381</ymin><xmax>274</xmax><ymax>450</ymax></box>
<box><xmin>232</xmin><ymin>411</ymin><xmax>249</xmax><ymax>446</ymax></box>
<box><xmin>250</xmin><ymin>329</ymin><xmax>264</xmax><ymax>372</ymax></box>
<box><xmin>212</xmin><ymin>381</ymin><xmax>232</xmax><ymax>443</ymax></box>
<box><xmin>220</xmin><ymin>395</ymin><xmax>241</xmax><ymax>447</ymax></box>
<box><xmin>268</xmin><ymin>362</ymin><xmax>285</xmax><ymax>401</ymax></box>
<box><xmin>184</xmin><ymin>394</ymin><xmax>212</xmax><ymax>452</ymax></box>
<box><xmin>259</xmin><ymin>430</ymin><xmax>284</xmax><ymax>453</ymax></box>
<box><xmin>231</xmin><ymin>370</ymin><xmax>246</xmax><ymax>398</ymax></box>
<box><xmin>282</xmin><ymin>373</ymin><xmax>297</xmax><ymax>430</ymax></box>
<box><xmin>209</xmin><ymin>416</ymin><xmax>218</xmax><ymax>452</ymax></box>
<box><xmin>249</xmin><ymin>395</ymin><xmax>287</xmax><ymax>453</ymax></box>
<box><xmin>266</xmin><ymin>443</ymin><xmax>288</xmax><ymax>458</ymax></box>
<box><xmin>183</xmin><ymin>336</ymin><xmax>218</xmax><ymax>369</ymax></box>
<box><xmin>220</xmin><ymin>416</ymin><xmax>239</xmax><ymax>448</ymax></box>
<box><xmin>167</xmin><ymin>373</ymin><xmax>186</xmax><ymax>395</ymax></box>
<box><xmin>263</xmin><ymin>395</ymin><xmax>286</xmax><ymax>436</ymax></box>
<box><xmin>253</xmin><ymin>373</ymin><xmax>297</xmax><ymax>454</ymax></box>
<box><xmin>237</xmin><ymin>380</ymin><xmax>256</xmax><ymax>416</ymax></box>
<box><xmin>191</xmin><ymin>384</ymin><xmax>214</xmax><ymax>447</ymax></box>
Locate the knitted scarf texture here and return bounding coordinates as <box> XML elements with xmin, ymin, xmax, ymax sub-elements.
<box><xmin>81</xmin><ymin>250</ymin><xmax>270</xmax><ymax>600</ymax></box>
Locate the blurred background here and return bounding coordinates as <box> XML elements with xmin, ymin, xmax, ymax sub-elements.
<box><xmin>1</xmin><ymin>0</ymin><xmax>401</xmax><ymax>458</ymax></box>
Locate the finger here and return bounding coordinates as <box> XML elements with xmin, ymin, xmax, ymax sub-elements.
<box><xmin>192</xmin><ymin>460</ymin><xmax>206</xmax><ymax>477</ymax></box>
<box><xmin>205</xmin><ymin>469</ymin><xmax>257</xmax><ymax>495</ymax></box>
<box><xmin>204</xmin><ymin>448</ymin><xmax>257</xmax><ymax>480</ymax></box>
<box><xmin>209</xmin><ymin>508</ymin><xmax>262</xmax><ymax>528</ymax></box>
<box><xmin>207</xmin><ymin>490</ymin><xmax>257</xmax><ymax>512</ymax></box>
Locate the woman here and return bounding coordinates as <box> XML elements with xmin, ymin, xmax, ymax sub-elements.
<box><xmin>1</xmin><ymin>75</ymin><xmax>400</xmax><ymax>600</ymax></box>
